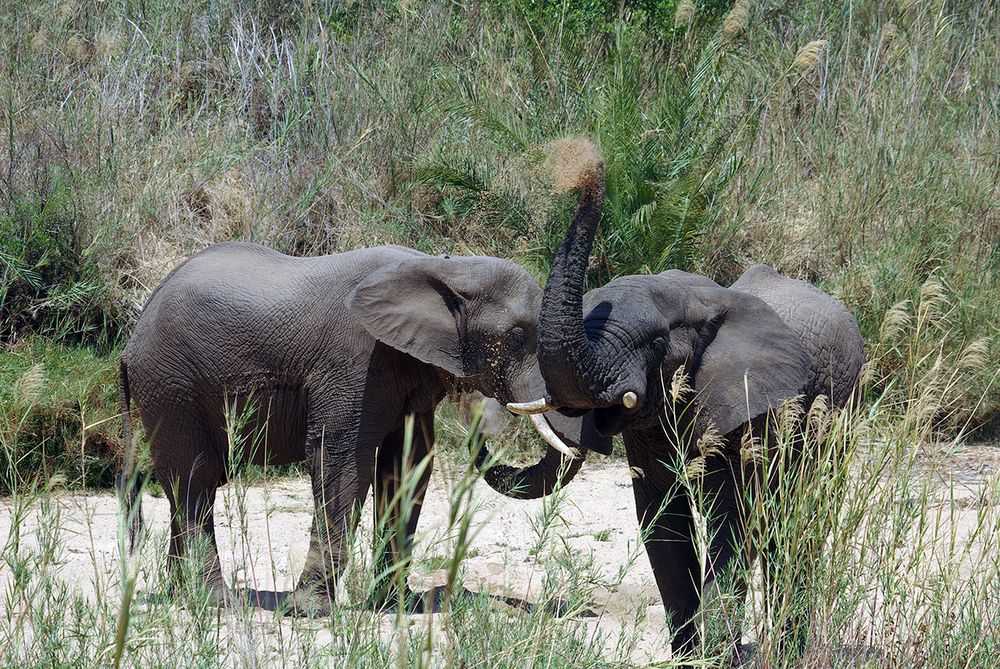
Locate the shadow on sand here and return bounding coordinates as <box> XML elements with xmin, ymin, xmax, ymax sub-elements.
<box><xmin>140</xmin><ymin>586</ymin><xmax>597</xmax><ymax>618</ymax></box>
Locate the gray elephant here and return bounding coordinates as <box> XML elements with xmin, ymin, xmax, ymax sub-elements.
<box><xmin>118</xmin><ymin>239</ymin><xmax>609</xmax><ymax>613</ymax></box>
<box><xmin>500</xmin><ymin>145</ymin><xmax>864</xmax><ymax>661</ymax></box>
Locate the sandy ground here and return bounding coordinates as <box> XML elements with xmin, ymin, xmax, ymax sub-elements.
<box><xmin>2</xmin><ymin>443</ymin><xmax>999</xmax><ymax>665</ymax></box>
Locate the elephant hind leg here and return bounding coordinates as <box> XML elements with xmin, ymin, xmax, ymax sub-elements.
<box><xmin>158</xmin><ymin>456</ymin><xmax>229</xmax><ymax>606</ymax></box>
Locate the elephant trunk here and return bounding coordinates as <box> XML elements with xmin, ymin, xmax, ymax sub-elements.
<box><xmin>472</xmin><ymin>413</ymin><xmax>588</xmax><ymax>499</ymax></box>
<box><xmin>537</xmin><ymin>143</ymin><xmax>608</xmax><ymax>409</ymax></box>
<box><xmin>459</xmin><ymin>393</ymin><xmax>590</xmax><ymax>499</ymax></box>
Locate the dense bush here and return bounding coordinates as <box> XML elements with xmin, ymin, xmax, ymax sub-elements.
<box><xmin>0</xmin><ymin>339</ymin><xmax>121</xmax><ymax>494</ymax></box>
<box><xmin>0</xmin><ymin>192</ymin><xmax>125</xmax><ymax>349</ymax></box>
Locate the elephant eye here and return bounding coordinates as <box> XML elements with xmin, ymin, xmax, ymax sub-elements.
<box><xmin>509</xmin><ymin>326</ymin><xmax>527</xmax><ymax>348</ymax></box>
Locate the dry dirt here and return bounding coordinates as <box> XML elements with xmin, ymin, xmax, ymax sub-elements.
<box><xmin>2</xmin><ymin>444</ymin><xmax>999</xmax><ymax>665</ymax></box>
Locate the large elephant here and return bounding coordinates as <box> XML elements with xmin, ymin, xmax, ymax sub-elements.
<box><xmin>502</xmin><ymin>145</ymin><xmax>865</xmax><ymax>660</ymax></box>
<box><xmin>119</xmin><ymin>240</ymin><xmax>609</xmax><ymax>614</ymax></box>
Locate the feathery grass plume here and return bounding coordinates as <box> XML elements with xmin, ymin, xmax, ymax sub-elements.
<box><xmin>775</xmin><ymin>395</ymin><xmax>805</xmax><ymax>434</ymax></box>
<box><xmin>56</xmin><ymin>2</ymin><xmax>77</xmax><ymax>21</ymax></box>
<box><xmin>542</xmin><ymin>137</ymin><xmax>604</xmax><ymax>196</ymax></box>
<box><xmin>806</xmin><ymin>394</ymin><xmax>831</xmax><ymax>441</ymax></box>
<box><xmin>740</xmin><ymin>428</ymin><xmax>763</xmax><ymax>463</ymax></box>
<box><xmin>95</xmin><ymin>31</ymin><xmax>119</xmax><ymax>59</ymax></box>
<box><xmin>695</xmin><ymin>423</ymin><xmax>724</xmax><ymax>459</ymax></box>
<box><xmin>684</xmin><ymin>455</ymin><xmax>706</xmax><ymax>479</ymax></box>
<box><xmin>879</xmin><ymin>299</ymin><xmax>912</xmax><ymax>343</ymax></box>
<box><xmin>674</xmin><ymin>0</ymin><xmax>695</xmax><ymax>29</ymax></box>
<box><xmin>670</xmin><ymin>367</ymin><xmax>693</xmax><ymax>403</ymax></box>
<box><xmin>30</xmin><ymin>30</ymin><xmax>48</xmax><ymax>52</ymax></box>
<box><xmin>13</xmin><ymin>364</ymin><xmax>46</xmax><ymax>411</ymax></box>
<box><xmin>957</xmin><ymin>339</ymin><xmax>990</xmax><ymax>372</ymax></box>
<box><xmin>792</xmin><ymin>40</ymin><xmax>829</xmax><ymax>73</ymax></box>
<box><xmin>66</xmin><ymin>34</ymin><xmax>93</xmax><ymax>63</ymax></box>
<box><xmin>917</xmin><ymin>277</ymin><xmax>949</xmax><ymax>327</ymax></box>
<box><xmin>722</xmin><ymin>0</ymin><xmax>750</xmax><ymax>41</ymax></box>
<box><xmin>859</xmin><ymin>359</ymin><xmax>875</xmax><ymax>389</ymax></box>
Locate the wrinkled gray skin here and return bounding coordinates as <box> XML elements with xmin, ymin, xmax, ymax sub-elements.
<box><xmin>511</xmin><ymin>155</ymin><xmax>865</xmax><ymax>661</ymax></box>
<box><xmin>119</xmin><ymin>242</ymin><xmax>608</xmax><ymax>614</ymax></box>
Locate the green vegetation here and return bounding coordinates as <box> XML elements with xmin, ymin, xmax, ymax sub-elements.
<box><xmin>2</xmin><ymin>329</ymin><xmax>998</xmax><ymax>667</ymax></box>
<box><xmin>1</xmin><ymin>338</ymin><xmax>119</xmax><ymax>493</ymax></box>
<box><xmin>1</xmin><ymin>0</ymin><xmax>998</xmax><ymax>666</ymax></box>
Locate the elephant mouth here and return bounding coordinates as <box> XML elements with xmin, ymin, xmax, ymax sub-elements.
<box><xmin>592</xmin><ymin>406</ymin><xmax>630</xmax><ymax>436</ymax></box>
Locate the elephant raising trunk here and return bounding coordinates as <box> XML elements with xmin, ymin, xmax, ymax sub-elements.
<box><xmin>509</xmin><ymin>138</ymin><xmax>641</xmax><ymax>415</ymax></box>
<box><xmin>474</xmin><ymin>140</ymin><xmax>615</xmax><ymax>499</ymax></box>
<box><xmin>535</xmin><ymin>145</ymin><xmax>606</xmax><ymax>410</ymax></box>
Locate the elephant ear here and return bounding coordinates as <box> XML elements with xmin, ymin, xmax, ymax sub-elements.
<box><xmin>690</xmin><ymin>289</ymin><xmax>811</xmax><ymax>437</ymax></box>
<box><xmin>347</xmin><ymin>255</ymin><xmax>481</xmax><ymax>377</ymax></box>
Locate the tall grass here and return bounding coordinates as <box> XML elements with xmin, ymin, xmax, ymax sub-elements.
<box><xmin>1</xmin><ymin>298</ymin><xmax>998</xmax><ymax>666</ymax></box>
<box><xmin>1</xmin><ymin>2</ymin><xmax>998</xmax><ymax>664</ymax></box>
<box><xmin>1</xmin><ymin>0</ymin><xmax>996</xmax><ymax>420</ymax></box>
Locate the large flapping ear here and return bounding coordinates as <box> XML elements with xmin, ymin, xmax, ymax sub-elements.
<box><xmin>688</xmin><ymin>287</ymin><xmax>811</xmax><ymax>437</ymax></box>
<box><xmin>347</xmin><ymin>254</ymin><xmax>485</xmax><ymax>378</ymax></box>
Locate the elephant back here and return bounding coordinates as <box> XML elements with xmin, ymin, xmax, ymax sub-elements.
<box><xmin>731</xmin><ymin>265</ymin><xmax>865</xmax><ymax>409</ymax></box>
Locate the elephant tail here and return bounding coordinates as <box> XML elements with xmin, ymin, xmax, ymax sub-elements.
<box><xmin>117</xmin><ymin>359</ymin><xmax>144</xmax><ymax>553</ymax></box>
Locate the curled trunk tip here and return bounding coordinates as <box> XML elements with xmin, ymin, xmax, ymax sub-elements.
<box><xmin>543</xmin><ymin>137</ymin><xmax>605</xmax><ymax>196</ymax></box>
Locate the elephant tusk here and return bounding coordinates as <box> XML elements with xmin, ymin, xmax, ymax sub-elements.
<box><xmin>622</xmin><ymin>391</ymin><xmax>638</xmax><ymax>409</ymax></box>
<box><xmin>528</xmin><ymin>413</ymin><xmax>579</xmax><ymax>460</ymax></box>
<box><xmin>507</xmin><ymin>398</ymin><xmax>555</xmax><ymax>415</ymax></box>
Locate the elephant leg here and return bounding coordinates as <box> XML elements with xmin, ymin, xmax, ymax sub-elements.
<box><xmin>699</xmin><ymin>455</ymin><xmax>757</xmax><ymax>664</ymax></box>
<box><xmin>291</xmin><ymin>423</ymin><xmax>375</xmax><ymax>615</ymax></box>
<box><xmin>158</xmin><ymin>461</ymin><xmax>228</xmax><ymax>607</ymax></box>
<box><xmin>632</xmin><ymin>476</ymin><xmax>702</xmax><ymax>660</ymax></box>
<box><xmin>371</xmin><ymin>412</ymin><xmax>434</xmax><ymax>610</ymax></box>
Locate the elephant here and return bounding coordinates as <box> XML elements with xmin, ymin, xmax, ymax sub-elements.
<box><xmin>118</xmin><ymin>239</ymin><xmax>610</xmax><ymax>614</ymax></box>
<box><xmin>498</xmin><ymin>143</ymin><xmax>865</xmax><ymax>661</ymax></box>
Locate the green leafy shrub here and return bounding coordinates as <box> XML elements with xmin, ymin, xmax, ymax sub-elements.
<box><xmin>416</xmin><ymin>24</ymin><xmax>737</xmax><ymax>287</ymax></box>
<box><xmin>0</xmin><ymin>339</ymin><xmax>121</xmax><ymax>494</ymax></box>
<box><xmin>0</xmin><ymin>188</ymin><xmax>125</xmax><ymax>349</ymax></box>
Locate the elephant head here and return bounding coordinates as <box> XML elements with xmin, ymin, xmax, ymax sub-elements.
<box><xmin>512</xmin><ymin>144</ymin><xmax>811</xmax><ymax>441</ymax></box>
<box><xmin>346</xmin><ymin>250</ymin><xmax>610</xmax><ymax>499</ymax></box>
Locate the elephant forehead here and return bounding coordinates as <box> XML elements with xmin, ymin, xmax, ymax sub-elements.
<box><xmin>582</xmin><ymin>288</ymin><xmax>665</xmax><ymax>334</ymax></box>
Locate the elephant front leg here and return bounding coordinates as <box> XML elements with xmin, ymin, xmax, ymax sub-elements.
<box><xmin>632</xmin><ymin>477</ymin><xmax>702</xmax><ymax>663</ymax></box>
<box><xmin>699</xmin><ymin>455</ymin><xmax>758</xmax><ymax>666</ymax></box>
<box><xmin>289</xmin><ymin>441</ymin><xmax>374</xmax><ymax>616</ymax></box>
<box><xmin>370</xmin><ymin>413</ymin><xmax>434</xmax><ymax>611</ymax></box>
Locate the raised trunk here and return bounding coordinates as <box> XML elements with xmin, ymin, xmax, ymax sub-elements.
<box><xmin>537</xmin><ymin>156</ymin><xmax>607</xmax><ymax>408</ymax></box>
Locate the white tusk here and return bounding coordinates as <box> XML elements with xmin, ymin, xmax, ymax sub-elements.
<box><xmin>507</xmin><ymin>398</ymin><xmax>554</xmax><ymax>415</ymax></box>
<box><xmin>529</xmin><ymin>414</ymin><xmax>579</xmax><ymax>460</ymax></box>
<box><xmin>622</xmin><ymin>391</ymin><xmax>638</xmax><ymax>409</ymax></box>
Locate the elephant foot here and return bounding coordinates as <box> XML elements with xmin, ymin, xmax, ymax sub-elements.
<box><xmin>279</xmin><ymin>587</ymin><xmax>335</xmax><ymax>617</ymax></box>
<box><xmin>366</xmin><ymin>584</ymin><xmax>448</xmax><ymax>613</ymax></box>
